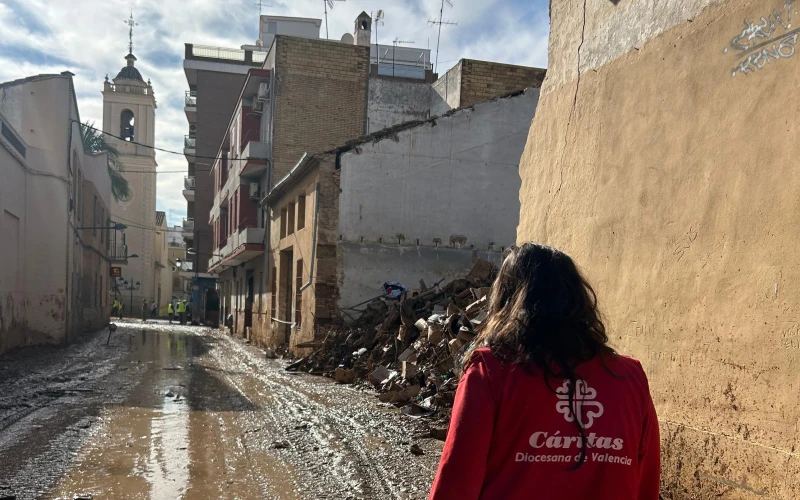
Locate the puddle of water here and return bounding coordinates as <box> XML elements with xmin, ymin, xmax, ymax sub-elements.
<box><xmin>146</xmin><ymin>395</ymin><xmax>190</xmax><ymax>500</ymax></box>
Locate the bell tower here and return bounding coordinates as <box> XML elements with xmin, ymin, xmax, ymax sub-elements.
<box><xmin>102</xmin><ymin>11</ymin><xmax>159</xmax><ymax>307</ymax></box>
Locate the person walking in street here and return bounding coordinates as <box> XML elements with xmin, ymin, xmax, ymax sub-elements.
<box><xmin>177</xmin><ymin>300</ymin><xmax>186</xmax><ymax>325</ymax></box>
<box><xmin>186</xmin><ymin>301</ymin><xmax>193</xmax><ymax>324</ymax></box>
<box><xmin>429</xmin><ymin>243</ymin><xmax>660</xmax><ymax>500</ymax></box>
<box><xmin>141</xmin><ymin>298</ymin><xmax>148</xmax><ymax>323</ymax></box>
<box><xmin>167</xmin><ymin>302</ymin><xmax>174</xmax><ymax>324</ymax></box>
<box><xmin>113</xmin><ymin>298</ymin><xmax>123</xmax><ymax>320</ymax></box>
<box><xmin>151</xmin><ymin>301</ymin><xmax>157</xmax><ymax>319</ymax></box>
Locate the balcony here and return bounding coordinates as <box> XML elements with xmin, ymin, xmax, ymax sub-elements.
<box><xmin>108</xmin><ymin>243</ymin><xmax>129</xmax><ymax>263</ymax></box>
<box><xmin>208</xmin><ymin>227</ymin><xmax>265</xmax><ymax>273</ymax></box>
<box><xmin>184</xmin><ymin>91</ymin><xmax>197</xmax><ymax>121</ymax></box>
<box><xmin>183</xmin><ymin>175</ymin><xmax>195</xmax><ymax>202</ymax></box>
<box><xmin>182</xmin><ymin>218</ymin><xmax>194</xmax><ymax>240</ymax></box>
<box><xmin>184</xmin><ymin>135</ymin><xmax>196</xmax><ymax>160</ymax></box>
<box><xmin>240</xmin><ymin>140</ymin><xmax>270</xmax><ymax>178</ymax></box>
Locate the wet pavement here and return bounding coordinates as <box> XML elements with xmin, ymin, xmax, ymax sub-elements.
<box><xmin>0</xmin><ymin>321</ymin><xmax>441</xmax><ymax>499</ymax></box>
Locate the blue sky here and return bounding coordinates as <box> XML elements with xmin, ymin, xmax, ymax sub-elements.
<box><xmin>0</xmin><ymin>0</ymin><xmax>550</xmax><ymax>228</ymax></box>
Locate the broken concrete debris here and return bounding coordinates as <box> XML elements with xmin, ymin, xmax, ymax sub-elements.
<box><xmin>285</xmin><ymin>259</ymin><xmax>496</xmax><ymax>434</ymax></box>
<box><xmin>409</xmin><ymin>443</ymin><xmax>425</xmax><ymax>456</ymax></box>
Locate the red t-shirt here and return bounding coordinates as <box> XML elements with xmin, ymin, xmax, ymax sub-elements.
<box><xmin>429</xmin><ymin>348</ymin><xmax>660</xmax><ymax>499</ymax></box>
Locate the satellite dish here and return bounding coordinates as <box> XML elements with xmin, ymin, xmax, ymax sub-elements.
<box><xmin>341</xmin><ymin>33</ymin><xmax>354</xmax><ymax>44</ymax></box>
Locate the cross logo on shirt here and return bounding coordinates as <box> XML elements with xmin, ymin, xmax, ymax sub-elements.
<box><xmin>555</xmin><ymin>379</ymin><xmax>604</xmax><ymax>429</ymax></box>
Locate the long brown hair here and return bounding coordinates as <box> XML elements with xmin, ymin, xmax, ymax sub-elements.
<box><xmin>464</xmin><ymin>243</ymin><xmax>615</xmax><ymax>467</ymax></box>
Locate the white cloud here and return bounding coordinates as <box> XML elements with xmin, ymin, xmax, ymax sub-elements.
<box><xmin>0</xmin><ymin>0</ymin><xmax>549</xmax><ymax>228</ymax></box>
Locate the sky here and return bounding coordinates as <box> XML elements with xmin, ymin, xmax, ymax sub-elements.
<box><xmin>0</xmin><ymin>0</ymin><xmax>550</xmax><ymax>228</ymax></box>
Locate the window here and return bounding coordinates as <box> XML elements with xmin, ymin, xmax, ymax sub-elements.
<box><xmin>297</xmin><ymin>193</ymin><xmax>306</xmax><ymax>230</ymax></box>
<box><xmin>120</xmin><ymin>109</ymin><xmax>135</xmax><ymax>141</ymax></box>
<box><xmin>267</xmin><ymin>21</ymin><xmax>278</xmax><ymax>34</ymax></box>
<box><xmin>271</xmin><ymin>266</ymin><xmax>277</xmax><ymax>314</ymax></box>
<box><xmin>295</xmin><ymin>260</ymin><xmax>303</xmax><ymax>327</ymax></box>
<box><xmin>280</xmin><ymin>207</ymin><xmax>287</xmax><ymax>238</ymax></box>
<box><xmin>287</xmin><ymin>202</ymin><xmax>295</xmax><ymax>235</ymax></box>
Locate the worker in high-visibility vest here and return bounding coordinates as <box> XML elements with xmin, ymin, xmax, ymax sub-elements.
<box><xmin>113</xmin><ymin>298</ymin><xmax>123</xmax><ymax>320</ymax></box>
<box><xmin>167</xmin><ymin>302</ymin><xmax>174</xmax><ymax>324</ymax></box>
<box><xmin>177</xmin><ymin>300</ymin><xmax>187</xmax><ymax>325</ymax></box>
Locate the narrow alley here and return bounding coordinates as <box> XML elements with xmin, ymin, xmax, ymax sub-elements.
<box><xmin>0</xmin><ymin>323</ymin><xmax>440</xmax><ymax>500</ymax></box>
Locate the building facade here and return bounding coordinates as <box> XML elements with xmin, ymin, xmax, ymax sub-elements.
<box><xmin>517</xmin><ymin>0</ymin><xmax>800</xmax><ymax>496</ymax></box>
<box><xmin>103</xmin><ymin>52</ymin><xmax>158</xmax><ymax>310</ymax></box>
<box><xmin>0</xmin><ymin>73</ymin><xmax>113</xmax><ymax>354</ymax></box>
<box><xmin>152</xmin><ymin>211</ymin><xmax>173</xmax><ymax>316</ymax></box>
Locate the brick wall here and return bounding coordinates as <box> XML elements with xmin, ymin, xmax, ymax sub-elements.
<box><xmin>271</xmin><ymin>37</ymin><xmax>369</xmax><ymax>187</ymax></box>
<box><xmin>459</xmin><ymin>59</ymin><xmax>546</xmax><ymax>108</ymax></box>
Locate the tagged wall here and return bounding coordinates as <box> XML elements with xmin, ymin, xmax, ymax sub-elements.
<box><xmin>518</xmin><ymin>0</ymin><xmax>800</xmax><ymax>497</ymax></box>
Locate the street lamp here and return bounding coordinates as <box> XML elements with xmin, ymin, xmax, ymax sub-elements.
<box><xmin>120</xmin><ymin>279</ymin><xmax>141</xmax><ymax>319</ymax></box>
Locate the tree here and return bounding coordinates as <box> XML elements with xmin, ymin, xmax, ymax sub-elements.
<box><xmin>80</xmin><ymin>121</ymin><xmax>131</xmax><ymax>202</ymax></box>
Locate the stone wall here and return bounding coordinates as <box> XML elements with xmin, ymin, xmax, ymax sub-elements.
<box><xmin>517</xmin><ymin>0</ymin><xmax>800</xmax><ymax>497</ymax></box>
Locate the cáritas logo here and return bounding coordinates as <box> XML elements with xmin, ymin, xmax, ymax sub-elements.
<box><xmin>555</xmin><ymin>379</ymin><xmax>604</xmax><ymax>429</ymax></box>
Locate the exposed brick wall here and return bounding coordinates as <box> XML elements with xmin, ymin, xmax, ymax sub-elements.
<box><xmin>271</xmin><ymin>37</ymin><xmax>369</xmax><ymax>188</ymax></box>
<box><xmin>459</xmin><ymin>59</ymin><xmax>546</xmax><ymax>108</ymax></box>
<box><xmin>313</xmin><ymin>158</ymin><xmax>342</xmax><ymax>337</ymax></box>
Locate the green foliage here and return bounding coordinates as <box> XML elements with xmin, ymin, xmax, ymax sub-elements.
<box><xmin>80</xmin><ymin>121</ymin><xmax>131</xmax><ymax>202</ymax></box>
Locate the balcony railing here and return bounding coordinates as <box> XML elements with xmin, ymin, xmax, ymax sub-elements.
<box><xmin>184</xmin><ymin>176</ymin><xmax>195</xmax><ymax>190</ymax></box>
<box><xmin>182</xmin><ymin>218</ymin><xmax>194</xmax><ymax>233</ymax></box>
<box><xmin>104</xmin><ymin>82</ymin><xmax>154</xmax><ymax>96</ymax></box>
<box><xmin>184</xmin><ymin>135</ymin><xmax>196</xmax><ymax>149</ymax></box>
<box><xmin>108</xmin><ymin>244</ymin><xmax>128</xmax><ymax>262</ymax></box>
<box><xmin>192</xmin><ymin>44</ymin><xmax>245</xmax><ymax>61</ymax></box>
<box><xmin>185</xmin><ymin>90</ymin><xmax>197</xmax><ymax>107</ymax></box>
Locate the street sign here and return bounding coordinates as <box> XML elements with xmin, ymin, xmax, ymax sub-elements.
<box><xmin>110</xmin><ymin>267</ymin><xmax>122</xmax><ymax>277</ymax></box>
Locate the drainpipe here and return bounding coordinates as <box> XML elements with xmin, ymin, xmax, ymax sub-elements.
<box><xmin>299</xmin><ymin>181</ymin><xmax>320</xmax><ymax>292</ymax></box>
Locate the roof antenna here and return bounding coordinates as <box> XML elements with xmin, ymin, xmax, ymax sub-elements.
<box><xmin>372</xmin><ymin>10</ymin><xmax>385</xmax><ymax>70</ymax></box>
<box><xmin>124</xmin><ymin>11</ymin><xmax>138</xmax><ymax>54</ymax></box>
<box><xmin>323</xmin><ymin>0</ymin><xmax>346</xmax><ymax>39</ymax></box>
<box><xmin>428</xmin><ymin>0</ymin><xmax>458</xmax><ymax>74</ymax></box>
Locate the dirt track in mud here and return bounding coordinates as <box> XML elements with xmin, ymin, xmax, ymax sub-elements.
<box><xmin>0</xmin><ymin>321</ymin><xmax>441</xmax><ymax>499</ymax></box>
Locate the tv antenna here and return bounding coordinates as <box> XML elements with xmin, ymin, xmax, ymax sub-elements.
<box><xmin>392</xmin><ymin>38</ymin><xmax>415</xmax><ymax>78</ymax></box>
<box><xmin>255</xmin><ymin>0</ymin><xmax>273</xmax><ymax>17</ymax></box>
<box><xmin>323</xmin><ymin>0</ymin><xmax>346</xmax><ymax>39</ymax></box>
<box><xmin>428</xmin><ymin>0</ymin><xmax>458</xmax><ymax>73</ymax></box>
<box><xmin>373</xmin><ymin>10</ymin><xmax>385</xmax><ymax>70</ymax></box>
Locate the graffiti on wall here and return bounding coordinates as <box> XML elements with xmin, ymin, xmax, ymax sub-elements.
<box><xmin>724</xmin><ymin>0</ymin><xmax>800</xmax><ymax>76</ymax></box>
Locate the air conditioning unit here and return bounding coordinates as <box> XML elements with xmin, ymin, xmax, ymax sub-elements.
<box><xmin>257</xmin><ymin>82</ymin><xmax>270</xmax><ymax>100</ymax></box>
<box><xmin>252</xmin><ymin>98</ymin><xmax>265</xmax><ymax>113</ymax></box>
<box><xmin>249</xmin><ymin>183</ymin><xmax>260</xmax><ymax>200</ymax></box>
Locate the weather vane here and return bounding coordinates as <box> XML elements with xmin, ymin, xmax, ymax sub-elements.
<box><xmin>124</xmin><ymin>11</ymin><xmax>138</xmax><ymax>54</ymax></box>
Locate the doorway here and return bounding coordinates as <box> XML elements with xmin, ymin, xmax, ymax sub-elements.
<box><xmin>279</xmin><ymin>248</ymin><xmax>294</xmax><ymax>344</ymax></box>
<box><xmin>245</xmin><ymin>270</ymin><xmax>254</xmax><ymax>335</ymax></box>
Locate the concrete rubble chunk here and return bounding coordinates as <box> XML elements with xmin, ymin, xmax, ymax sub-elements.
<box><xmin>334</xmin><ymin>367</ymin><xmax>357</xmax><ymax>384</ymax></box>
<box><xmin>368</xmin><ymin>365</ymin><xmax>391</xmax><ymax>386</ymax></box>
<box><xmin>398</xmin><ymin>347</ymin><xmax>417</xmax><ymax>363</ymax></box>
<box><xmin>409</xmin><ymin>443</ymin><xmax>425</xmax><ymax>456</ymax></box>
<box><xmin>402</xmin><ymin>361</ymin><xmax>418</xmax><ymax>379</ymax></box>
<box><xmin>264</xmin><ymin>348</ymin><xmax>277</xmax><ymax>359</ymax></box>
<box><xmin>430</xmin><ymin>426</ymin><xmax>448</xmax><ymax>441</ymax></box>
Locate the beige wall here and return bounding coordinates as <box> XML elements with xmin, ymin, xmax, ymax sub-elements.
<box><xmin>518</xmin><ymin>0</ymin><xmax>800</xmax><ymax>497</ymax></box>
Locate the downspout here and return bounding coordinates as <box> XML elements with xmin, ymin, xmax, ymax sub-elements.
<box><xmin>299</xmin><ymin>181</ymin><xmax>320</xmax><ymax>292</ymax></box>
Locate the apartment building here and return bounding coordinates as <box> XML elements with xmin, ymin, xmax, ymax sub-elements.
<box><xmin>205</xmin><ymin>12</ymin><xmax>545</xmax><ymax>343</ymax></box>
<box><xmin>0</xmin><ymin>73</ymin><xmax>116</xmax><ymax>354</ymax></box>
<box><xmin>182</xmin><ymin>16</ymin><xmax>322</xmax><ymax>324</ymax></box>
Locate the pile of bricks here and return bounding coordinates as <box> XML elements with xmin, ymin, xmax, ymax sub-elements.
<box><xmin>285</xmin><ymin>260</ymin><xmax>497</xmax><ymax>434</ymax></box>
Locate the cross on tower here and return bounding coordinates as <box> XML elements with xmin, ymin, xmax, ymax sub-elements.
<box><xmin>124</xmin><ymin>11</ymin><xmax>138</xmax><ymax>54</ymax></box>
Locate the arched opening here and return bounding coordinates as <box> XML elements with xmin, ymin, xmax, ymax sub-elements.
<box><xmin>120</xmin><ymin>109</ymin><xmax>135</xmax><ymax>141</ymax></box>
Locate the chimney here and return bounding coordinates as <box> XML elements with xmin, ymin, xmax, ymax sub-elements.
<box><xmin>354</xmin><ymin>12</ymin><xmax>372</xmax><ymax>47</ymax></box>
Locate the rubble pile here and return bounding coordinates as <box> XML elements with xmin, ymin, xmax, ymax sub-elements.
<box><xmin>286</xmin><ymin>259</ymin><xmax>497</xmax><ymax>437</ymax></box>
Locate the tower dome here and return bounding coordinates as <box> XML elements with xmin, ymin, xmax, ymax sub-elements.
<box><xmin>115</xmin><ymin>53</ymin><xmax>144</xmax><ymax>82</ymax></box>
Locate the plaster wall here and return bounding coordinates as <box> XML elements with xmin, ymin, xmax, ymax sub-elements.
<box><xmin>430</xmin><ymin>61</ymin><xmax>462</xmax><ymax>116</ymax></box>
<box><xmin>339</xmin><ymin>89</ymin><xmax>539</xmax><ymax>251</ymax></box>
<box><xmin>517</xmin><ymin>0</ymin><xmax>800</xmax><ymax>497</ymax></box>
<box><xmin>366</xmin><ymin>78</ymin><xmax>432</xmax><ymax>134</ymax></box>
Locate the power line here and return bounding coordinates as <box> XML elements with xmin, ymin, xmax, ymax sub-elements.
<box><xmin>73</xmin><ymin>120</ymin><xmax>253</xmax><ymax>162</ymax></box>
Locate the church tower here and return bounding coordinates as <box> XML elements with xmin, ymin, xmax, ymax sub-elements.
<box><xmin>103</xmin><ymin>13</ymin><xmax>158</xmax><ymax>308</ymax></box>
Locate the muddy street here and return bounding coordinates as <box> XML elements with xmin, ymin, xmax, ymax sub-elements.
<box><xmin>0</xmin><ymin>322</ymin><xmax>441</xmax><ymax>499</ymax></box>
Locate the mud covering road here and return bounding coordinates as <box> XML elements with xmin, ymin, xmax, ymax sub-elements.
<box><xmin>0</xmin><ymin>321</ymin><xmax>441</xmax><ymax>499</ymax></box>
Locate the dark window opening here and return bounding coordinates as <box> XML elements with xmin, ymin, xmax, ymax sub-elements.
<box><xmin>120</xmin><ymin>109</ymin><xmax>135</xmax><ymax>141</ymax></box>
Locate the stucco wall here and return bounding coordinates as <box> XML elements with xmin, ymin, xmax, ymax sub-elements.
<box><xmin>337</xmin><ymin>242</ymin><xmax>503</xmax><ymax>313</ymax></box>
<box><xmin>367</xmin><ymin>78</ymin><xmax>432</xmax><ymax>134</ymax></box>
<box><xmin>518</xmin><ymin>0</ymin><xmax>800</xmax><ymax>497</ymax></box>
<box><xmin>339</xmin><ymin>89</ymin><xmax>539</xmax><ymax>250</ymax></box>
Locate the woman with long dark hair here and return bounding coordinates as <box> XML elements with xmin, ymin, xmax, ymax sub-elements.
<box><xmin>429</xmin><ymin>243</ymin><xmax>660</xmax><ymax>499</ymax></box>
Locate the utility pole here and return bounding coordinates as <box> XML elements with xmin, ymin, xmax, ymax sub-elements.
<box><xmin>373</xmin><ymin>10</ymin><xmax>385</xmax><ymax>72</ymax></box>
<box><xmin>428</xmin><ymin>0</ymin><xmax>458</xmax><ymax>74</ymax></box>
